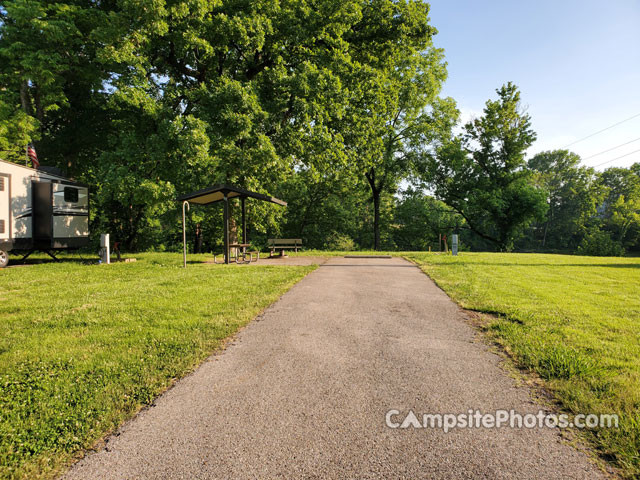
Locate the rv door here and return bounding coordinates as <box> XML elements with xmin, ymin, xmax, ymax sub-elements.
<box><xmin>0</xmin><ymin>173</ymin><xmax>10</xmax><ymax>245</ymax></box>
<box><xmin>0</xmin><ymin>173</ymin><xmax>10</xmax><ymax>266</ymax></box>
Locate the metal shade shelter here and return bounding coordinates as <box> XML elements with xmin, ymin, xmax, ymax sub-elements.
<box><xmin>177</xmin><ymin>184</ymin><xmax>287</xmax><ymax>265</ymax></box>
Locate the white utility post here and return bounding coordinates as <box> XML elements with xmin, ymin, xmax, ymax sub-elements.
<box><xmin>100</xmin><ymin>233</ymin><xmax>110</xmax><ymax>264</ymax></box>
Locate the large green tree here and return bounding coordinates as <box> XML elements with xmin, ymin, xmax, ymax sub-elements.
<box><xmin>335</xmin><ymin>0</ymin><xmax>457</xmax><ymax>249</ymax></box>
<box><xmin>0</xmin><ymin>0</ymin><xmax>109</xmax><ymax>168</ymax></box>
<box><xmin>2</xmin><ymin>0</ymin><xmax>446</xmax><ymax>250</ymax></box>
<box><xmin>393</xmin><ymin>188</ymin><xmax>463</xmax><ymax>251</ymax></box>
<box><xmin>277</xmin><ymin>167</ymin><xmax>373</xmax><ymax>249</ymax></box>
<box><xmin>527</xmin><ymin>149</ymin><xmax>603</xmax><ymax>250</ymax></box>
<box><xmin>1</xmin><ymin>0</ymin><xmax>462</xmax><ymax>251</ymax></box>
<box><xmin>597</xmin><ymin>164</ymin><xmax>640</xmax><ymax>251</ymax></box>
<box><xmin>426</xmin><ymin>83</ymin><xmax>547</xmax><ymax>251</ymax></box>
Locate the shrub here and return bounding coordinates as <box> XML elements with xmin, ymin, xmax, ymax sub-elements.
<box><xmin>324</xmin><ymin>232</ymin><xmax>356</xmax><ymax>251</ymax></box>
<box><xmin>577</xmin><ymin>229</ymin><xmax>625</xmax><ymax>257</ymax></box>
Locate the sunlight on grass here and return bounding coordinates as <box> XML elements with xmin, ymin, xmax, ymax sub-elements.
<box><xmin>406</xmin><ymin>252</ymin><xmax>640</xmax><ymax>478</ymax></box>
<box><xmin>0</xmin><ymin>253</ymin><xmax>315</xmax><ymax>479</ymax></box>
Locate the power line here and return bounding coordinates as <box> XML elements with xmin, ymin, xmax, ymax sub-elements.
<box><xmin>563</xmin><ymin>112</ymin><xmax>640</xmax><ymax>148</ymax></box>
<box><xmin>592</xmin><ymin>147</ymin><xmax>640</xmax><ymax>168</ymax></box>
<box><xmin>582</xmin><ymin>136</ymin><xmax>640</xmax><ymax>160</ymax></box>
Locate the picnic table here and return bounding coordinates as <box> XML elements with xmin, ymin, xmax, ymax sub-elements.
<box><xmin>230</xmin><ymin>243</ymin><xmax>250</xmax><ymax>254</ymax></box>
<box><xmin>230</xmin><ymin>243</ymin><xmax>258</xmax><ymax>263</ymax></box>
<box><xmin>213</xmin><ymin>243</ymin><xmax>258</xmax><ymax>264</ymax></box>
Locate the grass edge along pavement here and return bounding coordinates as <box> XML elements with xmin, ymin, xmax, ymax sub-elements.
<box><xmin>405</xmin><ymin>251</ymin><xmax>640</xmax><ymax>479</ymax></box>
<box><xmin>0</xmin><ymin>253</ymin><xmax>317</xmax><ymax>480</ymax></box>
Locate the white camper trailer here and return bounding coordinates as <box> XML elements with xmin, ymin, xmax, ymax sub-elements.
<box><xmin>0</xmin><ymin>158</ymin><xmax>89</xmax><ymax>267</ymax></box>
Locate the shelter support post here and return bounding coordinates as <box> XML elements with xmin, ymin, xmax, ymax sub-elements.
<box><xmin>242</xmin><ymin>197</ymin><xmax>247</xmax><ymax>246</ymax></box>
<box><xmin>223</xmin><ymin>194</ymin><xmax>230</xmax><ymax>264</ymax></box>
<box><xmin>182</xmin><ymin>201</ymin><xmax>190</xmax><ymax>268</ymax></box>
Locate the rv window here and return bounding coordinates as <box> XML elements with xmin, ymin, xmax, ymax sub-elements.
<box><xmin>0</xmin><ymin>177</ymin><xmax>4</xmax><ymax>191</ymax></box>
<box><xmin>64</xmin><ymin>187</ymin><xmax>79</xmax><ymax>203</ymax></box>
<box><xmin>0</xmin><ymin>220</ymin><xmax>4</xmax><ymax>234</ymax></box>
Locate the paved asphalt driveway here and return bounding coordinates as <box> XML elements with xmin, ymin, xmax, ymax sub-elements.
<box><xmin>63</xmin><ymin>256</ymin><xmax>606</xmax><ymax>479</ymax></box>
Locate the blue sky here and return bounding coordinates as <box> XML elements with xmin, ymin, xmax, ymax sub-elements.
<box><xmin>427</xmin><ymin>0</ymin><xmax>640</xmax><ymax>170</ymax></box>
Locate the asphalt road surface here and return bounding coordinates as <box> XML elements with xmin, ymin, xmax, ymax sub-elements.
<box><xmin>63</xmin><ymin>256</ymin><xmax>606</xmax><ymax>479</ymax></box>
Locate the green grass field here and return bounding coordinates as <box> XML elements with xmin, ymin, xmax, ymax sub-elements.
<box><xmin>406</xmin><ymin>252</ymin><xmax>640</xmax><ymax>477</ymax></box>
<box><xmin>0</xmin><ymin>253</ymin><xmax>315</xmax><ymax>480</ymax></box>
<box><xmin>3</xmin><ymin>250</ymin><xmax>639</xmax><ymax>478</ymax></box>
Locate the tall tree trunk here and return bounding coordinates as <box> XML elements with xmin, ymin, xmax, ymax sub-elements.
<box><xmin>372</xmin><ymin>189</ymin><xmax>381</xmax><ymax>250</ymax></box>
<box><xmin>365</xmin><ymin>167</ymin><xmax>383</xmax><ymax>251</ymax></box>
<box><xmin>125</xmin><ymin>204</ymin><xmax>141</xmax><ymax>251</ymax></box>
<box><xmin>20</xmin><ymin>81</ymin><xmax>32</xmax><ymax>116</ymax></box>
<box><xmin>194</xmin><ymin>223</ymin><xmax>203</xmax><ymax>253</ymax></box>
<box><xmin>542</xmin><ymin>205</ymin><xmax>552</xmax><ymax>248</ymax></box>
<box><xmin>230</xmin><ymin>216</ymin><xmax>238</xmax><ymax>244</ymax></box>
<box><xmin>229</xmin><ymin>201</ymin><xmax>238</xmax><ymax>244</ymax></box>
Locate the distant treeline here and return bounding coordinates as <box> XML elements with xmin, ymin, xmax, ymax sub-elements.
<box><xmin>1</xmin><ymin>1</ymin><xmax>637</xmax><ymax>255</ymax></box>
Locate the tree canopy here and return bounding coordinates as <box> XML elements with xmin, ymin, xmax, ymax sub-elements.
<box><xmin>425</xmin><ymin>83</ymin><xmax>548</xmax><ymax>251</ymax></box>
<box><xmin>1</xmin><ymin>2</ymin><xmax>638</xmax><ymax>255</ymax></box>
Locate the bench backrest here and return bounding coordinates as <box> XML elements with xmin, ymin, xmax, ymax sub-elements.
<box><xmin>268</xmin><ymin>238</ymin><xmax>302</xmax><ymax>246</ymax></box>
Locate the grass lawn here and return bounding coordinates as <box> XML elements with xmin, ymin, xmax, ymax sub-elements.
<box><xmin>406</xmin><ymin>252</ymin><xmax>640</xmax><ymax>478</ymax></box>
<box><xmin>0</xmin><ymin>253</ymin><xmax>316</xmax><ymax>480</ymax></box>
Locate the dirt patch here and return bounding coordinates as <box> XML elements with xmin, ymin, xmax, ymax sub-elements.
<box><xmin>204</xmin><ymin>255</ymin><xmax>328</xmax><ymax>266</ymax></box>
<box><xmin>252</xmin><ymin>255</ymin><xmax>328</xmax><ymax>266</ymax></box>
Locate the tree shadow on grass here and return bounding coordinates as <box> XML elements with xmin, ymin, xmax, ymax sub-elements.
<box><xmin>440</xmin><ymin>260</ymin><xmax>640</xmax><ymax>269</ymax></box>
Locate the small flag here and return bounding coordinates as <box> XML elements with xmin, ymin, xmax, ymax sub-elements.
<box><xmin>27</xmin><ymin>144</ymin><xmax>40</xmax><ymax>168</ymax></box>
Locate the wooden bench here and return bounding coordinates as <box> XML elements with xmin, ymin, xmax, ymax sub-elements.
<box><xmin>268</xmin><ymin>238</ymin><xmax>302</xmax><ymax>257</ymax></box>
